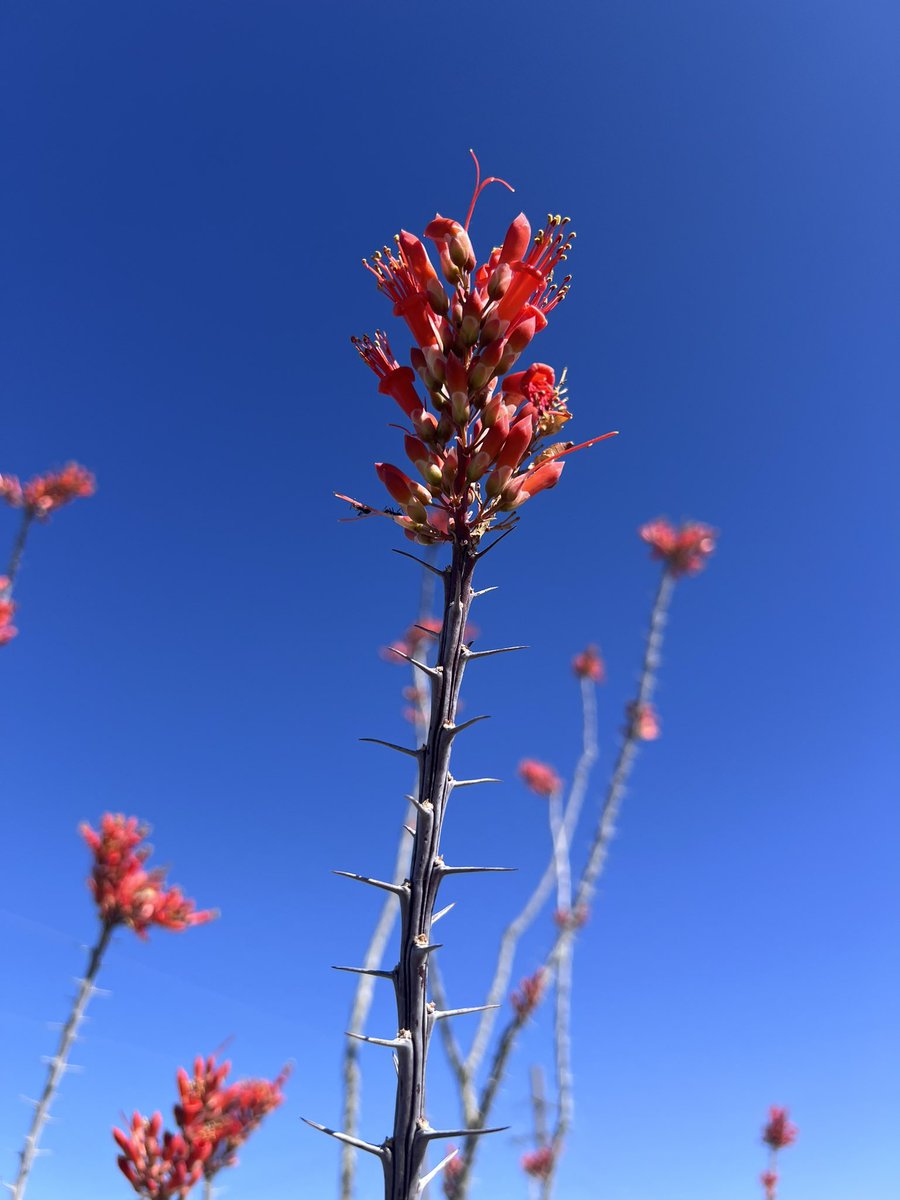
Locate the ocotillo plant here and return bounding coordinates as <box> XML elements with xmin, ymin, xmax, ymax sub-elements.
<box><xmin>760</xmin><ymin>1106</ymin><xmax>798</xmax><ymax>1200</ymax></box>
<box><xmin>430</xmin><ymin>519</ymin><xmax>717</xmax><ymax>1198</ymax></box>
<box><xmin>9</xmin><ymin>816</ymin><xmax>215</xmax><ymax>1200</ymax></box>
<box><xmin>114</xmin><ymin>1054</ymin><xmax>289</xmax><ymax>1200</ymax></box>
<box><xmin>1</xmin><ymin>463</ymin><xmax>95</xmax><ymax>646</ymax></box>
<box><xmin>310</xmin><ymin>157</ymin><xmax>614</xmax><ymax>1200</ymax></box>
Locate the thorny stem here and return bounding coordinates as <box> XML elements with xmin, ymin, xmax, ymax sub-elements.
<box><xmin>529</xmin><ymin>1065</ymin><xmax>548</xmax><ymax>1150</ymax></box>
<box><xmin>462</xmin><ymin>678</ymin><xmax>598</xmax><ymax>1085</ymax></box>
<box><xmin>202</xmin><ymin>1177</ymin><xmax>213</xmax><ymax>1200</ymax></box>
<box><xmin>12</xmin><ymin>920</ymin><xmax>113</xmax><ymax>1200</ymax></box>
<box><xmin>452</xmin><ymin>569</ymin><xmax>676</xmax><ymax>1198</ymax></box>
<box><xmin>381</xmin><ymin>539</ymin><xmax>478</xmax><ymax>1200</ymax></box>
<box><xmin>2</xmin><ymin>510</ymin><xmax>34</xmax><ymax>598</ymax></box>
<box><xmin>340</xmin><ymin>563</ymin><xmax>436</xmax><ymax>1200</ymax></box>
<box><xmin>540</xmin><ymin>781</ymin><xmax>576</xmax><ymax>1200</ymax></box>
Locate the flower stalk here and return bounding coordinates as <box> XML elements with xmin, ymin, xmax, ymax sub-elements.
<box><xmin>12</xmin><ymin>921</ymin><xmax>113</xmax><ymax>1200</ymax></box>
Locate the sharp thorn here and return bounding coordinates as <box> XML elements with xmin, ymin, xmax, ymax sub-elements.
<box><xmin>450</xmin><ymin>777</ymin><xmax>502</xmax><ymax>789</ymax></box>
<box><xmin>447</xmin><ymin>714</ymin><xmax>490</xmax><ymax>735</ymax></box>
<box><xmin>385</xmin><ymin>647</ymin><xmax>442</xmax><ymax>678</ymax></box>
<box><xmin>472</xmin><ymin>585</ymin><xmax>500</xmax><ymax>598</ymax></box>
<box><xmin>463</xmin><ymin>645</ymin><xmax>528</xmax><ymax>660</ymax></box>
<box><xmin>333</xmin><ymin>870</ymin><xmax>407</xmax><ymax>896</ymax></box>
<box><xmin>418</xmin><ymin>1125</ymin><xmax>509</xmax><ymax>1142</ymax></box>
<box><xmin>412</xmin><ymin>623</ymin><xmax>441</xmax><ymax>639</ymax></box>
<box><xmin>403</xmin><ymin>823</ymin><xmax>416</xmax><ymax>837</ymax></box>
<box><xmin>345</xmin><ymin>1030</ymin><xmax>409</xmax><ymax>1049</ymax></box>
<box><xmin>392</xmin><ymin>548</ymin><xmax>446</xmax><ymax>578</ymax></box>
<box><xmin>301</xmin><ymin>1117</ymin><xmax>386</xmax><ymax>1158</ymax></box>
<box><xmin>332</xmin><ymin>965</ymin><xmax>396</xmax><ymax>979</ymax></box>
<box><xmin>359</xmin><ymin>737</ymin><xmax>421</xmax><ymax>759</ymax></box>
<box><xmin>475</xmin><ymin>526</ymin><xmax>516</xmax><ymax>560</ymax></box>
<box><xmin>432</xmin><ymin>1004</ymin><xmax>501</xmax><ymax>1020</ymax></box>
<box><xmin>417</xmin><ymin>1149</ymin><xmax>459</xmax><ymax>1193</ymax></box>
<box><xmin>413</xmin><ymin>942</ymin><xmax>443</xmax><ymax>955</ymax></box>
<box><xmin>431</xmin><ymin>901</ymin><xmax>456</xmax><ymax>924</ymax></box>
<box><xmin>438</xmin><ymin>865</ymin><xmax>517</xmax><ymax>875</ymax></box>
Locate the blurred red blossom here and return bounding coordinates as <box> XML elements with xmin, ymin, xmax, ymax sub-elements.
<box><xmin>20</xmin><ymin>463</ymin><xmax>95</xmax><ymax>517</ymax></box>
<box><xmin>114</xmin><ymin>1112</ymin><xmax>205</xmax><ymax>1200</ymax></box>
<box><xmin>762</xmin><ymin>1106</ymin><xmax>798</xmax><ymax>1150</ymax></box>
<box><xmin>115</xmin><ymin>1056</ymin><xmax>287</xmax><ymax>1198</ymax></box>
<box><xmin>442</xmin><ymin>1148</ymin><xmax>464</xmax><ymax>1199</ymax></box>
<box><xmin>518</xmin><ymin>759</ymin><xmax>562</xmax><ymax>797</ymax></box>
<box><xmin>572</xmin><ymin>643</ymin><xmax>605</xmax><ymax>682</ymax></box>
<box><xmin>760</xmin><ymin>1169</ymin><xmax>779</xmax><ymax>1200</ymax></box>
<box><xmin>81</xmin><ymin>814</ymin><xmax>217</xmax><ymax>937</ymax></box>
<box><xmin>521</xmin><ymin>1146</ymin><xmax>555</xmax><ymax>1179</ymax></box>
<box><xmin>0</xmin><ymin>475</ymin><xmax>24</xmax><ymax>507</ymax></box>
<box><xmin>639</xmin><ymin>518</ymin><xmax>716</xmax><ymax>577</ymax></box>
<box><xmin>511</xmin><ymin>968</ymin><xmax>547</xmax><ymax>1019</ymax></box>
<box><xmin>554</xmin><ymin>904</ymin><xmax>589</xmax><ymax>930</ymax></box>
<box><xmin>0</xmin><ymin>588</ymin><xmax>17</xmax><ymax>646</ymax></box>
<box><xmin>626</xmin><ymin>701</ymin><xmax>660</xmax><ymax>741</ymax></box>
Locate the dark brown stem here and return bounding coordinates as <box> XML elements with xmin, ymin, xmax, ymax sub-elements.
<box><xmin>12</xmin><ymin>921</ymin><xmax>113</xmax><ymax>1200</ymax></box>
<box><xmin>3</xmin><ymin>509</ymin><xmax>34</xmax><ymax>598</ymax></box>
<box><xmin>382</xmin><ymin>538</ymin><xmax>478</xmax><ymax>1200</ymax></box>
<box><xmin>340</xmin><ymin>560</ymin><xmax>437</xmax><ymax>1200</ymax></box>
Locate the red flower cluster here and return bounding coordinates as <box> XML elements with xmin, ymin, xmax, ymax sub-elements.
<box><xmin>115</xmin><ymin>1056</ymin><xmax>288</xmax><ymax>1199</ymax></box>
<box><xmin>518</xmin><ymin>759</ymin><xmax>562</xmax><ymax>798</ymax></box>
<box><xmin>511</xmin><ymin>968</ymin><xmax>547</xmax><ymax>1019</ymax></box>
<box><xmin>1</xmin><ymin>463</ymin><xmax>95</xmax><ymax>517</ymax></box>
<box><xmin>114</xmin><ymin>1112</ymin><xmax>205</xmax><ymax>1199</ymax></box>
<box><xmin>521</xmin><ymin>1146</ymin><xmax>555</xmax><ymax>1180</ymax></box>
<box><xmin>81</xmin><ymin>814</ymin><xmax>216</xmax><ymax>937</ymax></box>
<box><xmin>0</xmin><ymin>581</ymin><xmax>16</xmax><ymax>646</ymax></box>
<box><xmin>762</xmin><ymin>1106</ymin><xmax>798</xmax><ymax>1150</ymax></box>
<box><xmin>572</xmin><ymin>643</ymin><xmax>605</xmax><ymax>683</ymax></box>
<box><xmin>639</xmin><ymin>518</ymin><xmax>716</xmax><ymax>577</ymax></box>
<box><xmin>346</xmin><ymin>160</ymin><xmax>614</xmax><ymax>545</ymax></box>
<box><xmin>626</xmin><ymin>701</ymin><xmax>660</xmax><ymax>741</ymax></box>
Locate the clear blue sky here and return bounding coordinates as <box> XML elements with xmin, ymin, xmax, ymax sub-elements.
<box><xmin>1</xmin><ymin>2</ymin><xmax>897</xmax><ymax>1198</ymax></box>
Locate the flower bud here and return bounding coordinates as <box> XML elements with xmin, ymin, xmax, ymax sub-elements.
<box><xmin>449</xmin><ymin>230</ymin><xmax>476</xmax><ymax>271</ymax></box>
<box><xmin>451</xmin><ymin>391</ymin><xmax>470</xmax><ymax>425</ymax></box>
<box><xmin>466</xmin><ymin>451</ymin><xmax>492</xmax><ymax>482</ymax></box>
<box><xmin>424</xmin><ymin>348</ymin><xmax>446</xmax><ymax>384</ymax></box>
<box><xmin>488</xmin><ymin>261</ymin><xmax>512</xmax><ymax>301</ymax></box>
<box><xmin>499</xmin><ymin>213</ymin><xmax>532</xmax><ymax>264</ymax></box>
<box><xmin>426</xmin><ymin>277</ymin><xmax>449</xmax><ymax>315</ymax></box>
<box><xmin>495</xmin><ymin>415</ymin><xmax>534</xmax><ymax>472</ymax></box>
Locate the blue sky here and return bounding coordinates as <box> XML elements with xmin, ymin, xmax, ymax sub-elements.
<box><xmin>1</xmin><ymin>2</ymin><xmax>898</xmax><ymax>1198</ymax></box>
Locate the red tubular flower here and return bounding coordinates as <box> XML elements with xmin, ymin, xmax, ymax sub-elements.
<box><xmin>521</xmin><ymin>1146</ymin><xmax>555</xmax><ymax>1180</ymax></box>
<box><xmin>114</xmin><ymin>1111</ymin><xmax>205</xmax><ymax>1200</ymax></box>
<box><xmin>518</xmin><ymin>759</ymin><xmax>561</xmax><ymax>797</ymax></box>
<box><xmin>23</xmin><ymin>462</ymin><xmax>95</xmax><ymax>517</ymax></box>
<box><xmin>640</xmin><ymin>518</ymin><xmax>716</xmax><ymax>577</ymax></box>
<box><xmin>347</xmin><ymin>166</ymin><xmax>617</xmax><ymax>545</ymax></box>
<box><xmin>511</xmin><ymin>968</ymin><xmax>547</xmax><ymax>1019</ymax></box>
<box><xmin>572</xmin><ymin>644</ymin><xmax>605</xmax><ymax>683</ymax></box>
<box><xmin>762</xmin><ymin>1106</ymin><xmax>798</xmax><ymax>1150</ymax></box>
<box><xmin>80</xmin><ymin>814</ymin><xmax>217</xmax><ymax>937</ymax></box>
